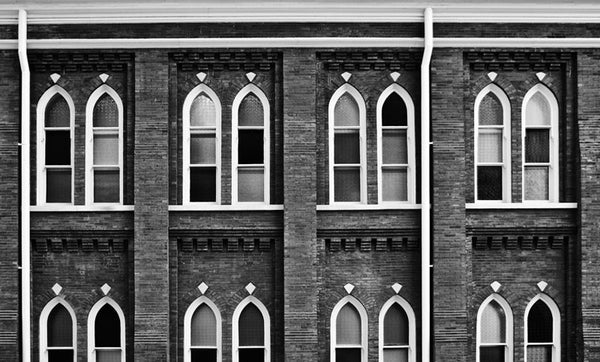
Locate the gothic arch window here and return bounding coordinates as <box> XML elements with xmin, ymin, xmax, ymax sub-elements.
<box><xmin>476</xmin><ymin>294</ymin><xmax>513</xmax><ymax>362</ymax></box>
<box><xmin>86</xmin><ymin>84</ymin><xmax>124</xmax><ymax>204</ymax></box>
<box><xmin>184</xmin><ymin>296</ymin><xmax>222</xmax><ymax>362</ymax></box>
<box><xmin>232</xmin><ymin>84</ymin><xmax>270</xmax><ymax>204</ymax></box>
<box><xmin>39</xmin><ymin>298</ymin><xmax>77</xmax><ymax>362</ymax></box>
<box><xmin>88</xmin><ymin>297</ymin><xmax>126</xmax><ymax>362</ymax></box>
<box><xmin>474</xmin><ymin>84</ymin><xmax>511</xmax><ymax>202</ymax></box>
<box><xmin>329</xmin><ymin>84</ymin><xmax>367</xmax><ymax>204</ymax></box>
<box><xmin>378</xmin><ymin>295</ymin><xmax>416</xmax><ymax>362</ymax></box>
<box><xmin>522</xmin><ymin>84</ymin><xmax>559</xmax><ymax>202</ymax></box>
<box><xmin>37</xmin><ymin>85</ymin><xmax>75</xmax><ymax>205</ymax></box>
<box><xmin>524</xmin><ymin>294</ymin><xmax>560</xmax><ymax>362</ymax></box>
<box><xmin>232</xmin><ymin>296</ymin><xmax>270</xmax><ymax>362</ymax></box>
<box><xmin>377</xmin><ymin>84</ymin><xmax>416</xmax><ymax>204</ymax></box>
<box><xmin>331</xmin><ymin>295</ymin><xmax>368</xmax><ymax>362</ymax></box>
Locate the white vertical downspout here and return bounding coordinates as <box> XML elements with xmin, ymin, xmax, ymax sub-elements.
<box><xmin>421</xmin><ymin>7</ymin><xmax>433</xmax><ymax>362</ymax></box>
<box><xmin>18</xmin><ymin>9</ymin><xmax>31</xmax><ymax>362</ymax></box>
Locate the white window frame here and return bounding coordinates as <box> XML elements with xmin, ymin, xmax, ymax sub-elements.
<box><xmin>376</xmin><ymin>84</ymin><xmax>416</xmax><ymax>204</ymax></box>
<box><xmin>476</xmin><ymin>293</ymin><xmax>514</xmax><ymax>362</ymax></box>
<box><xmin>184</xmin><ymin>296</ymin><xmax>222</xmax><ymax>362</ymax></box>
<box><xmin>474</xmin><ymin>83</ymin><xmax>512</xmax><ymax>203</ymax></box>
<box><xmin>182</xmin><ymin>84</ymin><xmax>222</xmax><ymax>205</ymax></box>
<box><xmin>232</xmin><ymin>295</ymin><xmax>271</xmax><ymax>362</ymax></box>
<box><xmin>85</xmin><ymin>84</ymin><xmax>124</xmax><ymax>205</ymax></box>
<box><xmin>40</xmin><ymin>297</ymin><xmax>77</xmax><ymax>362</ymax></box>
<box><xmin>330</xmin><ymin>295</ymin><xmax>368</xmax><ymax>362</ymax></box>
<box><xmin>231</xmin><ymin>84</ymin><xmax>270</xmax><ymax>205</ymax></box>
<box><xmin>328</xmin><ymin>84</ymin><xmax>367</xmax><ymax>204</ymax></box>
<box><xmin>524</xmin><ymin>294</ymin><xmax>561</xmax><ymax>362</ymax></box>
<box><xmin>378</xmin><ymin>295</ymin><xmax>416</xmax><ymax>362</ymax></box>
<box><xmin>36</xmin><ymin>85</ymin><xmax>75</xmax><ymax>206</ymax></box>
<box><xmin>87</xmin><ymin>296</ymin><xmax>126</xmax><ymax>362</ymax></box>
<box><xmin>521</xmin><ymin>84</ymin><xmax>559</xmax><ymax>203</ymax></box>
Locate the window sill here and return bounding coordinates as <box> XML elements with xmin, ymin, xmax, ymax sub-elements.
<box><xmin>317</xmin><ymin>204</ymin><xmax>422</xmax><ymax>211</ymax></box>
<box><xmin>31</xmin><ymin>205</ymin><xmax>134</xmax><ymax>212</ymax></box>
<box><xmin>169</xmin><ymin>204</ymin><xmax>284</xmax><ymax>211</ymax></box>
<box><xmin>466</xmin><ymin>202</ymin><xmax>577</xmax><ymax>210</ymax></box>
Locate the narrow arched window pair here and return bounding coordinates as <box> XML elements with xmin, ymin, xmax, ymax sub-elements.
<box><xmin>330</xmin><ymin>295</ymin><xmax>416</xmax><ymax>362</ymax></box>
<box><xmin>40</xmin><ymin>297</ymin><xmax>125</xmax><ymax>362</ymax></box>
<box><xmin>184</xmin><ymin>296</ymin><xmax>270</xmax><ymax>362</ymax></box>
<box><xmin>182</xmin><ymin>84</ymin><xmax>270</xmax><ymax>205</ymax></box>
<box><xmin>329</xmin><ymin>84</ymin><xmax>415</xmax><ymax>204</ymax></box>
<box><xmin>476</xmin><ymin>294</ymin><xmax>560</xmax><ymax>362</ymax></box>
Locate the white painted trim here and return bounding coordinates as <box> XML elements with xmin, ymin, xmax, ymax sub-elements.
<box><xmin>376</xmin><ymin>83</ymin><xmax>416</xmax><ymax>204</ymax></box>
<box><xmin>231</xmin><ymin>83</ymin><xmax>270</xmax><ymax>205</ymax></box>
<box><xmin>169</xmin><ymin>204</ymin><xmax>283</xmax><ymax>211</ymax></box>
<box><xmin>36</xmin><ymin>84</ymin><xmax>75</xmax><ymax>206</ymax></box>
<box><xmin>378</xmin><ymin>295</ymin><xmax>416</xmax><ymax>362</ymax></box>
<box><xmin>328</xmin><ymin>83</ymin><xmax>367</xmax><ymax>204</ymax></box>
<box><xmin>474</xmin><ymin>83</ymin><xmax>512</xmax><ymax>203</ymax></box>
<box><xmin>330</xmin><ymin>295</ymin><xmax>368</xmax><ymax>362</ymax></box>
<box><xmin>182</xmin><ymin>83</ymin><xmax>222</xmax><ymax>205</ymax></box>
<box><xmin>184</xmin><ymin>296</ymin><xmax>222</xmax><ymax>362</ymax></box>
<box><xmin>466</xmin><ymin>202</ymin><xmax>577</xmax><ymax>210</ymax></box>
<box><xmin>87</xmin><ymin>296</ymin><xmax>126</xmax><ymax>362</ymax></box>
<box><xmin>434</xmin><ymin>37</ymin><xmax>600</xmax><ymax>48</ymax></box>
<box><xmin>316</xmin><ymin>204</ymin><xmax>421</xmax><ymax>211</ymax></box>
<box><xmin>524</xmin><ymin>294</ymin><xmax>561</xmax><ymax>362</ymax></box>
<box><xmin>521</xmin><ymin>84</ymin><xmax>559</xmax><ymax>202</ymax></box>
<box><xmin>39</xmin><ymin>297</ymin><xmax>77</xmax><ymax>362</ymax></box>
<box><xmin>476</xmin><ymin>293</ymin><xmax>513</xmax><ymax>362</ymax></box>
<box><xmin>31</xmin><ymin>204</ymin><xmax>134</xmax><ymax>212</ymax></box>
<box><xmin>85</xmin><ymin>84</ymin><xmax>124</xmax><ymax>205</ymax></box>
<box><xmin>232</xmin><ymin>295</ymin><xmax>270</xmax><ymax>362</ymax></box>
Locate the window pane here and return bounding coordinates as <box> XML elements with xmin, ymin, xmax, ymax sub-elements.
<box><xmin>477</xmin><ymin>166</ymin><xmax>502</xmax><ymax>201</ymax></box>
<box><xmin>478</xmin><ymin>129</ymin><xmax>502</xmax><ymax>163</ymax></box>
<box><xmin>190</xmin><ymin>167</ymin><xmax>217</xmax><ymax>202</ymax></box>
<box><xmin>94</xmin><ymin>170</ymin><xmax>120</xmax><ymax>203</ymax></box>
<box><xmin>384</xmin><ymin>304</ymin><xmax>409</xmax><ymax>345</ymax></box>
<box><xmin>335</xmin><ymin>348</ymin><xmax>361</xmax><ymax>362</ymax></box>
<box><xmin>382</xmin><ymin>92</ymin><xmax>407</xmax><ymax>127</ymax></box>
<box><xmin>191</xmin><ymin>304</ymin><xmax>217</xmax><ymax>346</ymax></box>
<box><xmin>481</xmin><ymin>300</ymin><xmax>506</xmax><ymax>343</ymax></box>
<box><xmin>95</xmin><ymin>304</ymin><xmax>121</xmax><ymax>348</ymax></box>
<box><xmin>94</xmin><ymin>134</ymin><xmax>119</xmax><ymax>166</ymax></box>
<box><xmin>239</xmin><ymin>304</ymin><xmax>264</xmax><ymax>346</ymax></box>
<box><xmin>528</xmin><ymin>301</ymin><xmax>553</xmax><ymax>343</ymax></box>
<box><xmin>97</xmin><ymin>350</ymin><xmax>121</xmax><ymax>362</ymax></box>
<box><xmin>45</xmin><ymin>94</ymin><xmax>70</xmax><ymax>127</ymax></box>
<box><xmin>526</xmin><ymin>92</ymin><xmax>551</xmax><ymax>126</ymax></box>
<box><xmin>48</xmin><ymin>350</ymin><xmax>73</xmax><ymax>362</ymax></box>
<box><xmin>524</xmin><ymin>167</ymin><xmax>549</xmax><ymax>201</ymax></box>
<box><xmin>239</xmin><ymin>348</ymin><xmax>264</xmax><ymax>362</ymax></box>
<box><xmin>238</xmin><ymin>168</ymin><xmax>264</xmax><ymax>202</ymax></box>
<box><xmin>480</xmin><ymin>346</ymin><xmax>505</xmax><ymax>362</ymax></box>
<box><xmin>191</xmin><ymin>349</ymin><xmax>217</xmax><ymax>362</ymax></box>
<box><xmin>46</xmin><ymin>131</ymin><xmax>71</xmax><ymax>165</ymax></box>
<box><xmin>334</xmin><ymin>168</ymin><xmax>360</xmax><ymax>202</ymax></box>
<box><xmin>93</xmin><ymin>93</ymin><xmax>119</xmax><ymax>127</ymax></box>
<box><xmin>239</xmin><ymin>93</ymin><xmax>264</xmax><ymax>127</ymax></box>
<box><xmin>382</xmin><ymin>169</ymin><xmax>408</xmax><ymax>202</ymax></box>
<box><xmin>479</xmin><ymin>92</ymin><xmax>503</xmax><ymax>126</ymax></box>
<box><xmin>334</xmin><ymin>131</ymin><xmax>360</xmax><ymax>164</ymax></box>
<box><xmin>334</xmin><ymin>93</ymin><xmax>360</xmax><ymax>127</ymax></box>
<box><xmin>191</xmin><ymin>134</ymin><xmax>216</xmax><ymax>164</ymax></box>
<box><xmin>191</xmin><ymin>94</ymin><xmax>216</xmax><ymax>127</ymax></box>
<box><xmin>527</xmin><ymin>346</ymin><xmax>552</xmax><ymax>362</ymax></box>
<box><xmin>48</xmin><ymin>304</ymin><xmax>72</xmax><ymax>347</ymax></box>
<box><xmin>382</xmin><ymin>130</ymin><xmax>407</xmax><ymax>164</ymax></box>
<box><xmin>525</xmin><ymin>129</ymin><xmax>550</xmax><ymax>163</ymax></box>
<box><xmin>239</xmin><ymin>130</ymin><xmax>264</xmax><ymax>164</ymax></box>
<box><xmin>383</xmin><ymin>348</ymin><xmax>409</xmax><ymax>362</ymax></box>
<box><xmin>47</xmin><ymin>169</ymin><xmax>71</xmax><ymax>203</ymax></box>
<box><xmin>336</xmin><ymin>303</ymin><xmax>361</xmax><ymax>345</ymax></box>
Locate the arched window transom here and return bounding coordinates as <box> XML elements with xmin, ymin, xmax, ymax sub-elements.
<box><xmin>40</xmin><ymin>298</ymin><xmax>76</xmax><ymax>362</ymax></box>
<box><xmin>185</xmin><ymin>297</ymin><xmax>222</xmax><ymax>362</ymax></box>
<box><xmin>88</xmin><ymin>298</ymin><xmax>126</xmax><ymax>362</ymax></box>
<box><xmin>331</xmin><ymin>296</ymin><xmax>367</xmax><ymax>362</ymax></box>
<box><xmin>232</xmin><ymin>296</ymin><xmax>270</xmax><ymax>362</ymax></box>
<box><xmin>525</xmin><ymin>295</ymin><xmax>560</xmax><ymax>362</ymax></box>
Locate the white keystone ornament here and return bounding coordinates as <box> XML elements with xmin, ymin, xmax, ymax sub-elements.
<box><xmin>487</xmin><ymin>72</ymin><xmax>498</xmax><ymax>81</ymax></box>
<box><xmin>198</xmin><ymin>282</ymin><xmax>209</xmax><ymax>294</ymax></box>
<box><xmin>50</xmin><ymin>73</ymin><xmax>61</xmax><ymax>83</ymax></box>
<box><xmin>52</xmin><ymin>283</ymin><xmax>62</xmax><ymax>296</ymax></box>
<box><xmin>101</xmin><ymin>283</ymin><xmax>111</xmax><ymax>295</ymax></box>
<box><xmin>344</xmin><ymin>283</ymin><xmax>355</xmax><ymax>294</ymax></box>
<box><xmin>392</xmin><ymin>283</ymin><xmax>403</xmax><ymax>294</ymax></box>
<box><xmin>99</xmin><ymin>73</ymin><xmax>110</xmax><ymax>83</ymax></box>
<box><xmin>245</xmin><ymin>282</ymin><xmax>256</xmax><ymax>295</ymax></box>
<box><xmin>390</xmin><ymin>72</ymin><xmax>400</xmax><ymax>82</ymax></box>
<box><xmin>536</xmin><ymin>72</ymin><xmax>547</xmax><ymax>81</ymax></box>
<box><xmin>246</xmin><ymin>72</ymin><xmax>256</xmax><ymax>82</ymax></box>
<box><xmin>490</xmin><ymin>281</ymin><xmax>502</xmax><ymax>292</ymax></box>
<box><xmin>341</xmin><ymin>72</ymin><xmax>352</xmax><ymax>82</ymax></box>
<box><xmin>537</xmin><ymin>281</ymin><xmax>548</xmax><ymax>292</ymax></box>
<box><xmin>196</xmin><ymin>72</ymin><xmax>207</xmax><ymax>82</ymax></box>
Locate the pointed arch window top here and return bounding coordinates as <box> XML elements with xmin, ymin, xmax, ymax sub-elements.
<box><xmin>336</xmin><ymin>303</ymin><xmax>361</xmax><ymax>345</ymax></box>
<box><xmin>239</xmin><ymin>303</ymin><xmax>265</xmax><ymax>346</ymax></box>
<box><xmin>191</xmin><ymin>304</ymin><xmax>217</xmax><ymax>347</ymax></box>
<box><xmin>239</xmin><ymin>93</ymin><xmax>264</xmax><ymax>127</ymax></box>
<box><xmin>93</xmin><ymin>93</ymin><xmax>119</xmax><ymax>128</ymax></box>
<box><xmin>382</xmin><ymin>92</ymin><xmax>408</xmax><ymax>127</ymax></box>
<box><xmin>527</xmin><ymin>300</ymin><xmax>553</xmax><ymax>343</ymax></box>
<box><xmin>95</xmin><ymin>304</ymin><xmax>121</xmax><ymax>347</ymax></box>
<box><xmin>48</xmin><ymin>304</ymin><xmax>73</xmax><ymax>347</ymax></box>
<box><xmin>525</xmin><ymin>91</ymin><xmax>552</xmax><ymax>126</ymax></box>
<box><xmin>383</xmin><ymin>303</ymin><xmax>409</xmax><ymax>346</ymax></box>
<box><xmin>45</xmin><ymin>94</ymin><xmax>71</xmax><ymax>128</ymax></box>
<box><xmin>480</xmin><ymin>300</ymin><xmax>506</xmax><ymax>344</ymax></box>
<box><xmin>479</xmin><ymin>92</ymin><xmax>504</xmax><ymax>126</ymax></box>
<box><xmin>191</xmin><ymin>93</ymin><xmax>217</xmax><ymax>127</ymax></box>
<box><xmin>334</xmin><ymin>92</ymin><xmax>360</xmax><ymax>127</ymax></box>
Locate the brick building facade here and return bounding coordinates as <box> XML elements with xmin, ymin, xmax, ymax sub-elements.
<box><xmin>2</xmin><ymin>1</ymin><xmax>600</xmax><ymax>361</ymax></box>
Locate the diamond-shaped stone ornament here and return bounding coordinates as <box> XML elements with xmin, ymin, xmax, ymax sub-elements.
<box><xmin>392</xmin><ymin>283</ymin><xmax>403</xmax><ymax>294</ymax></box>
<box><xmin>198</xmin><ymin>282</ymin><xmax>209</xmax><ymax>294</ymax></box>
<box><xmin>341</xmin><ymin>72</ymin><xmax>352</xmax><ymax>82</ymax></box>
<box><xmin>536</xmin><ymin>72</ymin><xmax>546</xmax><ymax>81</ymax></box>
<box><xmin>490</xmin><ymin>281</ymin><xmax>502</xmax><ymax>292</ymax></box>
<box><xmin>537</xmin><ymin>281</ymin><xmax>548</xmax><ymax>292</ymax></box>
<box><xmin>245</xmin><ymin>282</ymin><xmax>256</xmax><ymax>295</ymax></box>
<box><xmin>52</xmin><ymin>283</ymin><xmax>62</xmax><ymax>296</ymax></box>
<box><xmin>99</xmin><ymin>73</ymin><xmax>110</xmax><ymax>83</ymax></box>
<box><xmin>344</xmin><ymin>283</ymin><xmax>355</xmax><ymax>294</ymax></box>
<box><xmin>487</xmin><ymin>72</ymin><xmax>498</xmax><ymax>81</ymax></box>
<box><xmin>101</xmin><ymin>283</ymin><xmax>111</xmax><ymax>295</ymax></box>
<box><xmin>246</xmin><ymin>72</ymin><xmax>256</xmax><ymax>82</ymax></box>
<box><xmin>390</xmin><ymin>72</ymin><xmax>400</xmax><ymax>82</ymax></box>
<box><xmin>50</xmin><ymin>73</ymin><xmax>61</xmax><ymax>83</ymax></box>
<box><xmin>196</xmin><ymin>72</ymin><xmax>207</xmax><ymax>82</ymax></box>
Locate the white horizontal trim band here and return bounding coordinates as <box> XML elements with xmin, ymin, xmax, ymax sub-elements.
<box><xmin>31</xmin><ymin>205</ymin><xmax>134</xmax><ymax>212</ymax></box>
<box><xmin>466</xmin><ymin>202</ymin><xmax>578</xmax><ymax>210</ymax></box>
<box><xmin>169</xmin><ymin>204</ymin><xmax>284</xmax><ymax>211</ymax></box>
<box><xmin>317</xmin><ymin>204</ymin><xmax>422</xmax><ymax>211</ymax></box>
